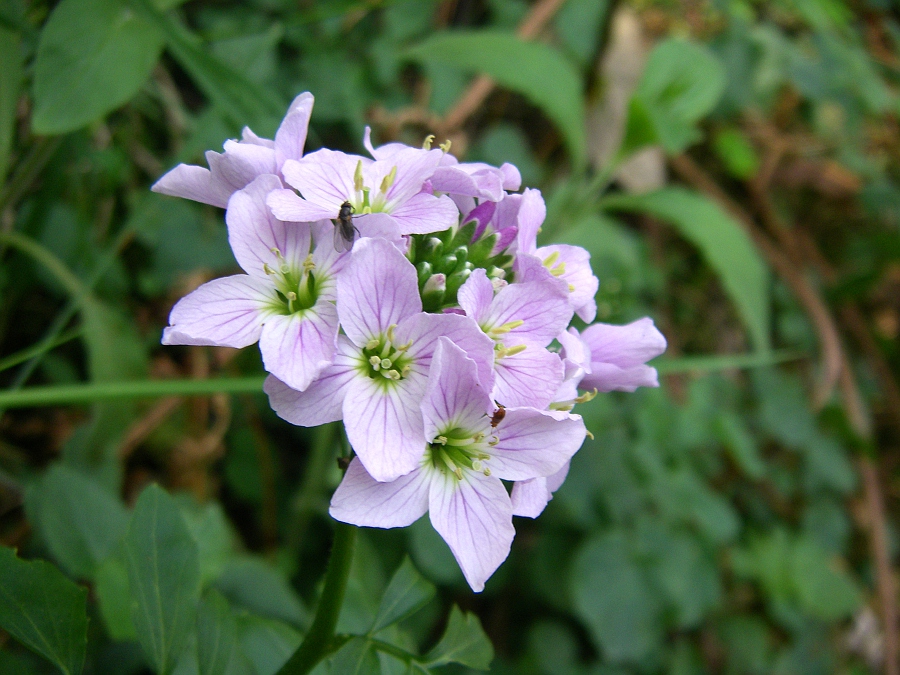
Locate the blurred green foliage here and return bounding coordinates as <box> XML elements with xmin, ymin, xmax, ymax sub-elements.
<box><xmin>2</xmin><ymin>0</ymin><xmax>900</xmax><ymax>673</ymax></box>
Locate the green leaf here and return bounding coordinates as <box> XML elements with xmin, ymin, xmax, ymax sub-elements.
<box><xmin>602</xmin><ymin>187</ymin><xmax>771</xmax><ymax>351</ymax></box>
<box><xmin>713</xmin><ymin>128</ymin><xmax>759</xmax><ymax>179</ymax></box>
<box><xmin>0</xmin><ymin>25</ymin><xmax>22</xmax><ymax>182</ymax></box>
<box><xmin>424</xmin><ymin>605</ymin><xmax>493</xmax><ymax>670</ymax></box>
<box><xmin>235</xmin><ymin>614</ymin><xmax>300</xmax><ymax>675</ymax></box>
<box><xmin>406</xmin><ymin>31</ymin><xmax>586</xmax><ymax>167</ymax></box>
<box><xmin>790</xmin><ymin>538</ymin><xmax>862</xmax><ymax>620</ymax></box>
<box><xmin>570</xmin><ymin>532</ymin><xmax>663</xmax><ymax>663</ymax></box>
<box><xmin>25</xmin><ymin>464</ymin><xmax>129</xmax><ymax>579</ymax></box>
<box><xmin>329</xmin><ymin>637</ymin><xmax>381</xmax><ymax>675</ymax></box>
<box><xmin>371</xmin><ymin>557</ymin><xmax>436</xmax><ymax>633</ymax></box>
<box><xmin>197</xmin><ymin>591</ymin><xmax>253</xmax><ymax>675</ymax></box>
<box><xmin>624</xmin><ymin>38</ymin><xmax>726</xmax><ymax>155</ymax></box>
<box><xmin>214</xmin><ymin>557</ymin><xmax>308</xmax><ymax>628</ymax></box>
<box><xmin>125</xmin><ymin>484</ymin><xmax>202</xmax><ymax>675</ymax></box>
<box><xmin>94</xmin><ymin>547</ymin><xmax>137</xmax><ymax>641</ymax></box>
<box><xmin>0</xmin><ymin>546</ymin><xmax>88</xmax><ymax>675</ymax></box>
<box><xmin>32</xmin><ymin>0</ymin><xmax>165</xmax><ymax>134</ymax></box>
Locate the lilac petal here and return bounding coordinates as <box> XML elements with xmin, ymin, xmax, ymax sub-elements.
<box><xmin>227</xmin><ymin>175</ymin><xmax>311</xmax><ymax>277</ymax></box>
<box><xmin>216</xmin><ymin>140</ymin><xmax>277</xmax><ymax>189</ymax></box>
<box><xmin>457</xmin><ymin>269</ymin><xmax>494</xmax><ymax>325</ymax></box>
<box><xmin>486</xmin><ymin>280</ymin><xmax>572</xmax><ymax>347</ymax></box>
<box><xmin>151</xmin><ymin>163</ymin><xmax>232</xmax><ymax>209</ymax></box>
<box><xmin>240</xmin><ymin>127</ymin><xmax>274</xmax><ymax>147</ymax></box>
<box><xmin>510</xmin><ymin>478</ymin><xmax>551</xmax><ymax>518</ymax></box>
<box><xmin>500</xmin><ymin>163</ymin><xmax>522</xmax><ymax>191</ymax></box>
<box><xmin>329</xmin><ymin>458</ymin><xmax>430</xmax><ymax>527</ymax></box>
<box><xmin>464</xmin><ymin>201</ymin><xmax>497</xmax><ymax>241</ymax></box>
<box><xmin>493</xmin><ymin>347</ymin><xmax>565</xmax><ymax>409</ymax></box>
<box><xmin>389</xmin><ymin>193</ymin><xmax>459</xmax><ymax>235</ymax></box>
<box><xmin>429</xmin><ymin>472</ymin><xmax>514</xmax><ymax>592</ymax></box>
<box><xmin>431</xmin><ymin>165</ymin><xmax>504</xmax><ymax>201</ymax></box>
<box><xmin>264</xmin><ymin>337</ymin><xmax>357</xmax><ymax>426</ymax></box>
<box><xmin>582</xmin><ymin>318</ymin><xmax>667</xmax><ymax>367</ymax></box>
<box><xmin>267</xmin><ymin>188</ymin><xmax>335</xmax><ymax>223</ymax></box>
<box><xmin>258</xmin><ymin>302</ymin><xmax>338</xmax><ymax>392</ymax></box>
<box><xmin>379</xmin><ymin>147</ymin><xmax>444</xmax><ymax>207</ymax></box>
<box><xmin>275</xmin><ymin>92</ymin><xmax>314</xmax><ymax>168</ymax></box>
<box><xmin>282</xmin><ymin>149</ymin><xmax>365</xmax><ymax>209</ymax></box>
<box><xmin>490</xmin><ymin>408</ymin><xmax>585</xmax><ymax>481</ymax></box>
<box><xmin>537</xmin><ymin>244</ymin><xmax>599</xmax><ymax>323</ymax></box>
<box><xmin>580</xmin><ymin>363</ymin><xmax>660</xmax><ymax>393</ymax></box>
<box><xmin>343</xmin><ymin>375</ymin><xmax>427</xmax><ymax>482</ymax></box>
<box><xmin>422</xmin><ymin>339</ymin><xmax>493</xmax><ymax>442</ymax></box>
<box><xmin>362</xmin><ymin>126</ymin><xmax>406</xmax><ymax>161</ymax></box>
<box><xmin>396</xmin><ymin>312</ymin><xmax>495</xmax><ymax>392</ymax></box>
<box><xmin>492</xmin><ymin>226</ymin><xmax>518</xmax><ymax>255</ymax></box>
<box><xmin>337</xmin><ymin>237</ymin><xmax>421</xmax><ymax>345</ymax></box>
<box><xmin>515</xmin><ymin>188</ymin><xmax>546</xmax><ymax>255</ymax></box>
<box><xmin>353</xmin><ymin>212</ymin><xmax>404</xmax><ymax>248</ymax></box>
<box><xmin>558</xmin><ymin>327</ymin><xmax>592</xmax><ymax>377</ymax></box>
<box><xmin>310</xmin><ymin>220</ymin><xmax>347</xmax><ymax>283</ymax></box>
<box><xmin>162</xmin><ymin>275</ymin><xmax>271</xmax><ymax>348</ymax></box>
<box><xmin>492</xmin><ymin>193</ymin><xmax>522</xmax><ymax>231</ymax></box>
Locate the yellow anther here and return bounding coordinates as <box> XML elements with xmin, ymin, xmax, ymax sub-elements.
<box><xmin>439</xmin><ymin>139</ymin><xmax>452</xmax><ymax>153</ymax></box>
<box><xmin>488</xmin><ymin>436</ymin><xmax>499</xmax><ymax>446</ymax></box>
<box><xmin>472</xmin><ymin>460</ymin><xmax>482</xmax><ymax>471</ymax></box>
<box><xmin>422</xmin><ymin>134</ymin><xmax>435</xmax><ymax>150</ymax></box>
<box><xmin>575</xmin><ymin>389</ymin><xmax>598</xmax><ymax>404</ymax></box>
<box><xmin>568</xmin><ymin>283</ymin><xmax>576</xmax><ymax>292</ymax></box>
<box><xmin>369</xmin><ymin>355</ymin><xmax>381</xmax><ymax>367</ymax></box>
<box><xmin>303</xmin><ymin>254</ymin><xmax>316</xmax><ymax>271</ymax></box>
<box><xmin>489</xmin><ymin>319</ymin><xmax>524</xmax><ymax>336</ymax></box>
<box><xmin>263</xmin><ymin>263</ymin><xmax>275</xmax><ymax>275</ymax></box>
<box><xmin>286</xmin><ymin>291</ymin><xmax>297</xmax><ymax>301</ymax></box>
<box><xmin>496</xmin><ymin>344</ymin><xmax>527</xmax><ymax>359</ymax></box>
<box><xmin>483</xmin><ymin>468</ymin><xmax>491</xmax><ymax>477</ymax></box>
<box><xmin>354</xmin><ymin>160</ymin><xmax>364</xmax><ymax>192</ymax></box>
<box><xmin>365</xmin><ymin>338</ymin><xmax>380</xmax><ymax>350</ymax></box>
<box><xmin>542</xmin><ymin>251</ymin><xmax>560</xmax><ymax>268</ymax></box>
<box><xmin>586</xmin><ymin>430</ymin><xmax>595</xmax><ymax>440</ymax></box>
<box><xmin>379</xmin><ymin>166</ymin><xmax>397</xmax><ymax>193</ymax></box>
<box><xmin>473</xmin><ymin>432</ymin><xmax>485</xmax><ymax>442</ymax></box>
<box><xmin>435</xmin><ymin>436</ymin><xmax>448</xmax><ymax>445</ymax></box>
<box><xmin>386</xmin><ymin>324</ymin><xmax>397</xmax><ymax>343</ymax></box>
<box><xmin>401</xmin><ymin>364</ymin><xmax>411</xmax><ymax>377</ymax></box>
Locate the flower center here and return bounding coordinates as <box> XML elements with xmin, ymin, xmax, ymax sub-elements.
<box><xmin>348</xmin><ymin>160</ymin><xmax>397</xmax><ymax>214</ymax></box>
<box><xmin>265</xmin><ymin>250</ymin><xmax>320</xmax><ymax>315</ymax></box>
<box><xmin>427</xmin><ymin>426</ymin><xmax>495</xmax><ymax>480</ymax></box>
<box><xmin>360</xmin><ymin>325</ymin><xmax>413</xmax><ymax>383</ymax></box>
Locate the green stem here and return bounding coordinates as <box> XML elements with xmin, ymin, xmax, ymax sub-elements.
<box><xmin>0</xmin><ymin>231</ymin><xmax>88</xmax><ymax>300</ymax></box>
<box><xmin>0</xmin><ymin>326</ymin><xmax>81</xmax><ymax>373</ymax></box>
<box><xmin>278</xmin><ymin>522</ymin><xmax>358</xmax><ymax>675</ymax></box>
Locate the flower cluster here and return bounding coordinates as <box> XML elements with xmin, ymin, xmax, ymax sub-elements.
<box><xmin>155</xmin><ymin>93</ymin><xmax>667</xmax><ymax>592</ymax></box>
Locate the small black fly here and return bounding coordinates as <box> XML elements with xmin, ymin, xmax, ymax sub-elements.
<box><xmin>333</xmin><ymin>201</ymin><xmax>359</xmax><ymax>252</ymax></box>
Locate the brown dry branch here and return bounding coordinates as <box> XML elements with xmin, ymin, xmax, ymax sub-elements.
<box><xmin>670</xmin><ymin>151</ymin><xmax>899</xmax><ymax>675</ymax></box>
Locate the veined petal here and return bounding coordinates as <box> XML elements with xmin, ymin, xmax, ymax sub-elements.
<box><xmin>264</xmin><ymin>336</ymin><xmax>357</xmax><ymax>426</ymax></box>
<box><xmin>274</xmin><ymin>92</ymin><xmax>314</xmax><ymax>168</ymax></box>
<box><xmin>536</xmin><ymin>244</ymin><xmax>599</xmax><ymax>323</ymax></box>
<box><xmin>151</xmin><ymin>163</ymin><xmax>232</xmax><ymax>209</ymax></box>
<box><xmin>258</xmin><ymin>301</ymin><xmax>338</xmax><ymax>392</ymax></box>
<box><xmin>485</xmin><ymin>280</ymin><xmax>572</xmax><ymax>347</ymax></box>
<box><xmin>343</xmin><ymin>375</ymin><xmax>427</xmax><ymax>482</ymax></box>
<box><xmin>396</xmin><ymin>312</ymin><xmax>495</xmax><ymax>392</ymax></box>
<box><xmin>227</xmin><ymin>175</ymin><xmax>311</xmax><ymax>277</ymax></box>
<box><xmin>514</xmin><ymin>188</ymin><xmax>546</xmax><ymax>255</ymax></box>
<box><xmin>457</xmin><ymin>268</ymin><xmax>494</xmax><ymax>325</ymax></box>
<box><xmin>216</xmin><ymin>140</ymin><xmax>277</xmax><ymax>189</ymax></box>
<box><xmin>162</xmin><ymin>275</ymin><xmax>271</xmax><ymax>348</ymax></box>
<box><xmin>430</xmin><ymin>165</ymin><xmax>503</xmax><ymax>201</ymax></box>
<box><xmin>353</xmin><ymin>212</ymin><xmax>404</xmax><ymax>248</ymax></box>
<box><xmin>329</xmin><ymin>458</ymin><xmax>430</xmax><ymax>527</ymax></box>
<box><xmin>377</xmin><ymin>147</ymin><xmax>444</xmax><ymax>207</ymax></box>
<box><xmin>580</xmin><ymin>362</ymin><xmax>660</xmax><ymax>393</ymax></box>
<box><xmin>422</xmin><ymin>339</ymin><xmax>493</xmax><ymax>442</ymax></box>
<box><xmin>267</xmin><ymin>188</ymin><xmax>335</xmax><ymax>223</ymax></box>
<box><xmin>429</xmin><ymin>472</ymin><xmax>514</xmax><ymax>593</ymax></box>
<box><xmin>490</xmin><ymin>408</ymin><xmax>585</xmax><ymax>481</ymax></box>
<box><xmin>337</xmin><ymin>237</ymin><xmax>422</xmax><ymax>346</ymax></box>
<box><xmin>493</xmin><ymin>347</ymin><xmax>565</xmax><ymax>409</ymax></box>
<box><xmin>389</xmin><ymin>193</ymin><xmax>459</xmax><ymax>235</ymax></box>
<box><xmin>581</xmin><ymin>317</ymin><xmax>667</xmax><ymax>368</ymax></box>
<box><xmin>282</xmin><ymin>149</ymin><xmax>367</xmax><ymax>209</ymax></box>
<box><xmin>510</xmin><ymin>460</ymin><xmax>570</xmax><ymax>518</ymax></box>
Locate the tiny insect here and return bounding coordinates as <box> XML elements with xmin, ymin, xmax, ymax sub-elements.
<box><xmin>333</xmin><ymin>201</ymin><xmax>359</xmax><ymax>252</ymax></box>
<box><xmin>490</xmin><ymin>405</ymin><xmax>506</xmax><ymax>427</ymax></box>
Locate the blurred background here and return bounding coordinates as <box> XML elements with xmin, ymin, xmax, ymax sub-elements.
<box><xmin>1</xmin><ymin>0</ymin><xmax>900</xmax><ymax>673</ymax></box>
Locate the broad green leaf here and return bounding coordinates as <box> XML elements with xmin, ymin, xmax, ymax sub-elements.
<box><xmin>624</xmin><ymin>38</ymin><xmax>726</xmax><ymax>155</ymax></box>
<box><xmin>215</xmin><ymin>557</ymin><xmax>308</xmax><ymax>628</ymax></box>
<box><xmin>371</xmin><ymin>557</ymin><xmax>436</xmax><ymax>633</ymax></box>
<box><xmin>329</xmin><ymin>637</ymin><xmax>380</xmax><ymax>675</ymax></box>
<box><xmin>713</xmin><ymin>128</ymin><xmax>759</xmax><ymax>179</ymax></box>
<box><xmin>424</xmin><ymin>605</ymin><xmax>493</xmax><ymax>670</ymax></box>
<box><xmin>406</xmin><ymin>31</ymin><xmax>586</xmax><ymax>167</ymax></box>
<box><xmin>25</xmin><ymin>464</ymin><xmax>129</xmax><ymax>579</ymax></box>
<box><xmin>125</xmin><ymin>484</ymin><xmax>201</xmax><ymax>675</ymax></box>
<box><xmin>0</xmin><ymin>25</ymin><xmax>22</xmax><ymax>183</ymax></box>
<box><xmin>570</xmin><ymin>532</ymin><xmax>663</xmax><ymax>663</ymax></box>
<box><xmin>94</xmin><ymin>548</ymin><xmax>137</xmax><ymax>641</ymax></box>
<box><xmin>602</xmin><ymin>187</ymin><xmax>771</xmax><ymax>351</ymax></box>
<box><xmin>235</xmin><ymin>614</ymin><xmax>300</xmax><ymax>675</ymax></box>
<box><xmin>197</xmin><ymin>591</ymin><xmax>253</xmax><ymax>675</ymax></box>
<box><xmin>177</xmin><ymin>498</ymin><xmax>236</xmax><ymax>585</ymax></box>
<box><xmin>32</xmin><ymin>0</ymin><xmax>165</xmax><ymax>134</ymax></box>
<box><xmin>716</xmin><ymin>412</ymin><xmax>766</xmax><ymax>480</ymax></box>
<box><xmin>790</xmin><ymin>538</ymin><xmax>862</xmax><ymax>620</ymax></box>
<box><xmin>0</xmin><ymin>546</ymin><xmax>88</xmax><ymax>675</ymax></box>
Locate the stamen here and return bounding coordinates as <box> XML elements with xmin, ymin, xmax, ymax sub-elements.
<box><xmin>488</xmin><ymin>436</ymin><xmax>499</xmax><ymax>446</ymax></box>
<box><xmin>365</xmin><ymin>338</ymin><xmax>380</xmax><ymax>350</ymax></box>
<box><xmin>369</xmin><ymin>355</ymin><xmax>381</xmax><ymax>367</ymax></box>
<box><xmin>568</xmin><ymin>283</ymin><xmax>576</xmax><ymax>292</ymax></box>
<box><xmin>434</xmin><ymin>436</ymin><xmax>448</xmax><ymax>445</ymax></box>
<box><xmin>354</xmin><ymin>160</ymin><xmax>364</xmax><ymax>192</ymax></box>
<box><xmin>400</xmin><ymin>364</ymin><xmax>411</xmax><ymax>377</ymax></box>
<box><xmin>303</xmin><ymin>254</ymin><xmax>315</xmax><ymax>271</ymax></box>
<box><xmin>422</xmin><ymin>134</ymin><xmax>435</xmax><ymax>150</ymax></box>
<box><xmin>489</xmin><ymin>319</ymin><xmax>524</xmax><ymax>336</ymax></box>
<box><xmin>551</xmin><ymin>262</ymin><xmax>566</xmax><ymax>277</ymax></box>
<box><xmin>586</xmin><ymin>430</ymin><xmax>595</xmax><ymax>440</ymax></box>
<box><xmin>386</xmin><ymin>324</ymin><xmax>397</xmax><ymax>343</ymax></box>
<box><xmin>542</xmin><ymin>251</ymin><xmax>560</xmax><ymax>267</ymax></box>
<box><xmin>483</xmin><ymin>468</ymin><xmax>491</xmax><ymax>477</ymax></box>
<box><xmin>379</xmin><ymin>166</ymin><xmax>397</xmax><ymax>193</ymax></box>
<box><xmin>263</xmin><ymin>263</ymin><xmax>275</xmax><ymax>275</ymax></box>
<box><xmin>444</xmin><ymin>436</ymin><xmax>471</xmax><ymax>448</ymax></box>
<box><xmin>439</xmin><ymin>139</ymin><xmax>452</xmax><ymax>153</ymax></box>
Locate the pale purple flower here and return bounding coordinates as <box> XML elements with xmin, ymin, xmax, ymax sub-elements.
<box><xmin>329</xmin><ymin>338</ymin><xmax>586</xmax><ymax>591</ymax></box>
<box><xmin>161</xmin><ymin>174</ymin><xmax>344</xmax><ymax>392</ymax></box>
<box><xmin>266</xmin><ymin>144</ymin><xmax>458</xmax><ymax>236</ymax></box>
<box><xmin>457</xmin><ymin>268</ymin><xmax>572</xmax><ymax>408</ymax></box>
<box><xmin>265</xmin><ymin>238</ymin><xmax>494</xmax><ymax>482</ymax></box>
<box><xmin>510</xmin><ymin>461</ymin><xmax>570</xmax><ymax>518</ymax></box>
<box><xmin>362</xmin><ymin>127</ymin><xmax>521</xmax><ymax>201</ymax></box>
<box><xmin>577</xmin><ymin>318</ymin><xmax>667</xmax><ymax>392</ymax></box>
<box><xmin>152</xmin><ymin>93</ymin><xmax>314</xmax><ymax>208</ymax></box>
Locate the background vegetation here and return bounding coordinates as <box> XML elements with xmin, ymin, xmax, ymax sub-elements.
<box><xmin>1</xmin><ymin>0</ymin><xmax>899</xmax><ymax>673</ymax></box>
